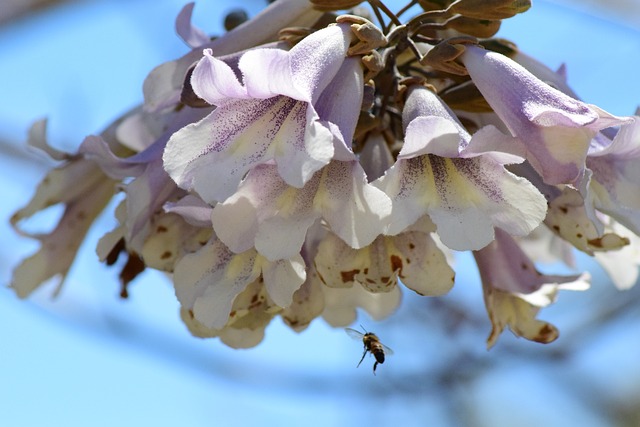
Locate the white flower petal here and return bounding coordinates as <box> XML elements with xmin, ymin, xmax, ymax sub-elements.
<box><xmin>317</xmin><ymin>161</ymin><xmax>391</xmax><ymax>249</ymax></box>
<box><xmin>392</xmin><ymin>231</ymin><xmax>455</xmax><ymax>296</ymax></box>
<box><xmin>321</xmin><ymin>285</ymin><xmax>402</xmax><ymax>327</ymax></box>
<box><xmin>212</xmin><ymin>164</ymin><xmax>318</xmax><ymax>260</ymax></box>
<box><xmin>262</xmin><ymin>254</ymin><xmax>307</xmax><ymax>307</ymax></box>
<box><xmin>378</xmin><ymin>154</ymin><xmax>546</xmax><ymax>250</ymax></box>
<box><xmin>281</xmin><ymin>268</ymin><xmax>326</xmax><ymax>331</ymax></box>
<box><xmin>174</xmin><ymin>240</ymin><xmax>261</xmax><ymax>329</ymax></box>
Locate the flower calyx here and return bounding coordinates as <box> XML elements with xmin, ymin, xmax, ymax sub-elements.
<box><xmin>336</xmin><ymin>15</ymin><xmax>388</xmax><ymax>55</ymax></box>
<box><xmin>419</xmin><ymin>36</ymin><xmax>477</xmax><ymax>75</ymax></box>
<box><xmin>361</xmin><ymin>50</ymin><xmax>385</xmax><ymax>80</ymax></box>
<box><xmin>397</xmin><ymin>76</ymin><xmax>434</xmax><ymax>103</ymax></box>
<box><xmin>278</xmin><ymin>26</ymin><xmax>314</xmax><ymax>46</ymax></box>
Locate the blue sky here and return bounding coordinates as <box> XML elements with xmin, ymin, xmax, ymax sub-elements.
<box><xmin>1</xmin><ymin>1</ymin><xmax>640</xmax><ymax>426</ymax></box>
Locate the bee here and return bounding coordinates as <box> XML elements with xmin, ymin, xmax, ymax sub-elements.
<box><xmin>345</xmin><ymin>326</ymin><xmax>393</xmax><ymax>375</ymax></box>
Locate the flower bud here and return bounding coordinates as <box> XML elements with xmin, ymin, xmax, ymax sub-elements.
<box><xmin>448</xmin><ymin>0</ymin><xmax>531</xmax><ymax>20</ymax></box>
<box><xmin>419</xmin><ymin>36</ymin><xmax>477</xmax><ymax>75</ymax></box>
<box><xmin>310</xmin><ymin>0</ymin><xmax>363</xmax><ymax>11</ymax></box>
<box><xmin>417</xmin><ymin>0</ymin><xmax>454</xmax><ymax>11</ymax></box>
<box><xmin>439</xmin><ymin>80</ymin><xmax>492</xmax><ymax>112</ymax></box>
<box><xmin>337</xmin><ymin>14</ymin><xmax>387</xmax><ymax>55</ymax></box>
<box><xmin>361</xmin><ymin>50</ymin><xmax>385</xmax><ymax>80</ymax></box>
<box><xmin>445</xmin><ymin>15</ymin><xmax>501</xmax><ymax>38</ymax></box>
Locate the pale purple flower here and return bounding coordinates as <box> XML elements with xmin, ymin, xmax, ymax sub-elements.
<box><xmin>460</xmin><ymin>44</ymin><xmax>631</xmax><ymax>185</ymax></box>
<box><xmin>584</xmin><ymin>117</ymin><xmax>640</xmax><ymax>235</ymax></box>
<box><xmin>207</xmin><ymin>56</ymin><xmax>391</xmax><ymax>261</ymax></box>
<box><xmin>80</xmin><ymin>105</ymin><xmax>211</xmax><ymax>255</ymax></box>
<box><xmin>144</xmin><ymin>0</ymin><xmax>321</xmax><ymax>112</ymax></box>
<box><xmin>173</xmin><ymin>237</ymin><xmax>306</xmax><ymax>330</ymax></box>
<box><xmin>211</xmin><ymin>159</ymin><xmax>392</xmax><ymax>261</ymax></box>
<box><xmin>375</xmin><ymin>86</ymin><xmax>547</xmax><ymax>251</ymax></box>
<box><xmin>474</xmin><ymin>228</ymin><xmax>590</xmax><ymax>348</ymax></box>
<box><xmin>163</xmin><ymin>23</ymin><xmax>360</xmax><ymax>204</ymax></box>
<box><xmin>10</xmin><ymin>120</ymin><xmax>118</xmax><ymax>298</ymax></box>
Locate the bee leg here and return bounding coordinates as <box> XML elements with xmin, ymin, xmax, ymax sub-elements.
<box><xmin>373</xmin><ymin>361</ymin><xmax>378</xmax><ymax>375</ymax></box>
<box><xmin>356</xmin><ymin>348</ymin><xmax>367</xmax><ymax>368</ymax></box>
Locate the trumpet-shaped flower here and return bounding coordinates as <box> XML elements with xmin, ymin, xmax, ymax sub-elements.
<box><xmin>474</xmin><ymin>229</ymin><xmax>590</xmax><ymax>348</ymax></box>
<box><xmin>211</xmin><ymin>157</ymin><xmax>391</xmax><ymax>261</ymax></box>
<box><xmin>460</xmin><ymin>44</ymin><xmax>631</xmax><ymax>185</ymax></box>
<box><xmin>144</xmin><ymin>0</ymin><xmax>321</xmax><ymax>111</ymax></box>
<box><xmin>10</xmin><ymin>120</ymin><xmax>121</xmax><ymax>298</ymax></box>
<box><xmin>163</xmin><ymin>23</ymin><xmax>359</xmax><ymax>204</ymax></box>
<box><xmin>206</xmin><ymin>56</ymin><xmax>390</xmax><ymax>260</ymax></box>
<box><xmin>375</xmin><ymin>86</ymin><xmax>547</xmax><ymax>251</ymax></box>
<box><xmin>174</xmin><ymin>237</ymin><xmax>306</xmax><ymax>330</ymax></box>
<box><xmin>80</xmin><ymin>106</ymin><xmax>211</xmax><ymax>255</ymax></box>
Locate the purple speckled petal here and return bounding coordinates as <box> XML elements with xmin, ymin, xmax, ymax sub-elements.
<box><xmin>376</xmin><ymin>154</ymin><xmax>546</xmax><ymax>250</ymax></box>
<box><xmin>275</xmin><ymin>103</ymin><xmax>335</xmax><ymax>188</ymax></box>
<box><xmin>211</xmin><ymin>164</ymin><xmax>319</xmax><ymax>260</ymax></box>
<box><xmin>240</xmin><ymin>48</ymin><xmax>299</xmax><ymax>99</ymax></box>
<box><xmin>239</xmin><ymin>24</ymin><xmax>351</xmax><ymax>103</ymax></box>
<box><xmin>164</xmin><ymin>95</ymin><xmax>333</xmax><ymax>203</ymax></box>
<box><xmin>289</xmin><ymin>24</ymin><xmax>352</xmax><ymax>103</ymax></box>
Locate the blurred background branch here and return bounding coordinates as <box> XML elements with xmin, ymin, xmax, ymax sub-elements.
<box><xmin>0</xmin><ymin>0</ymin><xmax>71</xmax><ymax>25</ymax></box>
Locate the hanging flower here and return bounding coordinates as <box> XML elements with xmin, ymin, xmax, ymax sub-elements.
<box><xmin>163</xmin><ymin>23</ymin><xmax>361</xmax><ymax>204</ymax></box>
<box><xmin>474</xmin><ymin>229</ymin><xmax>590</xmax><ymax>348</ymax></box>
<box><xmin>460</xmin><ymin>44</ymin><xmax>632</xmax><ymax>186</ymax></box>
<box><xmin>10</xmin><ymin>120</ymin><xmax>124</xmax><ymax>297</ymax></box>
<box><xmin>375</xmin><ymin>85</ymin><xmax>547</xmax><ymax>251</ymax></box>
<box><xmin>208</xmin><ymin>57</ymin><xmax>392</xmax><ymax>261</ymax></box>
<box><xmin>9</xmin><ymin>0</ymin><xmax>640</xmax><ymax>354</ymax></box>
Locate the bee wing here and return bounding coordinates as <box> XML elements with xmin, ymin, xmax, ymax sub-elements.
<box><xmin>345</xmin><ymin>328</ymin><xmax>365</xmax><ymax>340</ymax></box>
<box><xmin>380</xmin><ymin>342</ymin><xmax>394</xmax><ymax>356</ymax></box>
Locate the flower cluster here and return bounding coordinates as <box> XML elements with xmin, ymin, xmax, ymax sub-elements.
<box><xmin>11</xmin><ymin>0</ymin><xmax>639</xmax><ymax>349</ymax></box>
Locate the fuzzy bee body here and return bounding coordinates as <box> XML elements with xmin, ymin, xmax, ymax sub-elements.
<box><xmin>346</xmin><ymin>327</ymin><xmax>393</xmax><ymax>375</ymax></box>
